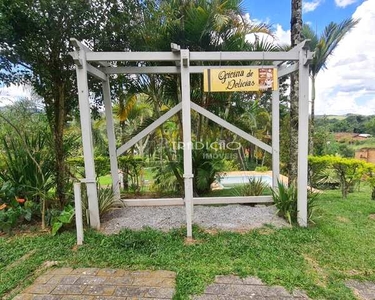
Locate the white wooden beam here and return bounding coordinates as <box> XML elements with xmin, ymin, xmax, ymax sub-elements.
<box><xmin>102</xmin><ymin>65</ymin><xmax>282</xmax><ymax>75</ymax></box>
<box><xmin>191</xmin><ymin>102</ymin><xmax>272</xmax><ymax>153</ymax></box>
<box><xmin>181</xmin><ymin>49</ymin><xmax>194</xmax><ymax>238</ymax></box>
<box><xmin>87</xmin><ymin>64</ymin><xmax>107</xmax><ymax>81</ymax></box>
<box><xmin>75</xmin><ymin>51</ymin><xmax>100</xmax><ymax>229</ymax></box>
<box><xmin>122</xmin><ymin>196</ymin><xmax>273</xmax><ymax>206</ymax></box>
<box><xmin>102</xmin><ymin>76</ymin><xmax>120</xmax><ymax>200</ymax></box>
<box><xmin>123</xmin><ymin>198</ymin><xmax>184</xmax><ymax>206</ymax></box>
<box><xmin>74</xmin><ymin>182</ymin><xmax>84</xmax><ymax>245</ymax></box>
<box><xmin>272</xmin><ymin>89</ymin><xmax>280</xmax><ymax>189</ymax></box>
<box><xmin>297</xmin><ymin>49</ymin><xmax>310</xmax><ymax>227</ymax></box>
<box><xmin>102</xmin><ymin>66</ymin><xmax>179</xmax><ymax>74</ymax></box>
<box><xmin>86</xmin><ymin>51</ymin><xmax>302</xmax><ymax>63</ymax></box>
<box><xmin>189</xmin><ymin>51</ymin><xmax>300</xmax><ymax>62</ymax></box>
<box><xmin>288</xmin><ymin>40</ymin><xmax>310</xmax><ymax>53</ymax></box>
<box><xmin>194</xmin><ymin>196</ymin><xmax>273</xmax><ymax>205</ymax></box>
<box><xmin>86</xmin><ymin>52</ymin><xmax>180</xmax><ymax>62</ymax></box>
<box><xmin>116</xmin><ymin>103</ymin><xmax>182</xmax><ymax>156</ymax></box>
<box><xmin>70</xmin><ymin>38</ymin><xmax>110</xmax><ymax>67</ymax></box>
<box><xmin>278</xmin><ymin>63</ymin><xmax>299</xmax><ymax>78</ymax></box>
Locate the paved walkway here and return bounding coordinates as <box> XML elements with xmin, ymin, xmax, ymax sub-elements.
<box><xmin>13</xmin><ymin>267</ymin><xmax>375</xmax><ymax>299</ymax></box>
<box><xmin>346</xmin><ymin>280</ymin><xmax>375</xmax><ymax>300</ymax></box>
<box><xmin>14</xmin><ymin>268</ymin><xmax>176</xmax><ymax>300</ymax></box>
<box><xmin>192</xmin><ymin>275</ymin><xmax>309</xmax><ymax>300</ymax></box>
<box><xmin>14</xmin><ymin>268</ymin><xmax>313</xmax><ymax>300</ymax></box>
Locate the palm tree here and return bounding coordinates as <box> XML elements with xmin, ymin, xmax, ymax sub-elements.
<box><xmin>289</xmin><ymin>0</ymin><xmax>302</xmax><ymax>185</ymax></box>
<box><xmin>303</xmin><ymin>19</ymin><xmax>359</xmax><ymax>154</ymax></box>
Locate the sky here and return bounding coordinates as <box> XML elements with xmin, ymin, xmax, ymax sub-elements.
<box><xmin>0</xmin><ymin>0</ymin><xmax>374</xmax><ymax>115</ymax></box>
<box><xmin>243</xmin><ymin>0</ymin><xmax>375</xmax><ymax>115</ymax></box>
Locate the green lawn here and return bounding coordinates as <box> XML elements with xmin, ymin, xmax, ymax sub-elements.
<box><xmin>1</xmin><ymin>188</ymin><xmax>375</xmax><ymax>299</ymax></box>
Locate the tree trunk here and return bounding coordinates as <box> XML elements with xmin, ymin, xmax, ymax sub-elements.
<box><xmin>53</xmin><ymin>86</ymin><xmax>67</xmax><ymax>207</ymax></box>
<box><xmin>288</xmin><ymin>0</ymin><xmax>303</xmax><ymax>186</ymax></box>
<box><xmin>309</xmin><ymin>76</ymin><xmax>316</xmax><ymax>155</ymax></box>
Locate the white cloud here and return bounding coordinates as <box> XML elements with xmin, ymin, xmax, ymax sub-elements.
<box><xmin>0</xmin><ymin>84</ymin><xmax>32</xmax><ymax>106</ymax></box>
<box><xmin>315</xmin><ymin>0</ymin><xmax>375</xmax><ymax>115</ymax></box>
<box><xmin>243</xmin><ymin>13</ymin><xmax>291</xmax><ymax>47</ymax></box>
<box><xmin>274</xmin><ymin>24</ymin><xmax>291</xmax><ymax>46</ymax></box>
<box><xmin>335</xmin><ymin>0</ymin><xmax>358</xmax><ymax>8</ymax></box>
<box><xmin>303</xmin><ymin>0</ymin><xmax>322</xmax><ymax>13</ymax></box>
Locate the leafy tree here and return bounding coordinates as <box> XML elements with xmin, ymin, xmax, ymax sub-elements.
<box><xmin>0</xmin><ymin>0</ymin><xmax>139</xmax><ymax>205</ymax></box>
<box><xmin>302</xmin><ymin>19</ymin><xmax>358</xmax><ymax>153</ymax></box>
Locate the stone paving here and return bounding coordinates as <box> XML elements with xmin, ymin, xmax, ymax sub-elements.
<box><xmin>14</xmin><ymin>268</ymin><xmax>176</xmax><ymax>300</ymax></box>
<box><xmin>192</xmin><ymin>275</ymin><xmax>310</xmax><ymax>300</ymax></box>
<box><xmin>346</xmin><ymin>280</ymin><xmax>375</xmax><ymax>300</ymax></box>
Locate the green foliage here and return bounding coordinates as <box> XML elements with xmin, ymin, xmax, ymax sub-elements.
<box><xmin>308</xmin><ymin>155</ymin><xmax>331</xmax><ymax>188</ymax></box>
<box><xmin>317</xmin><ymin>168</ymin><xmax>341</xmax><ymax>189</ymax></box>
<box><xmin>0</xmin><ymin>128</ymin><xmax>54</xmax><ymax>198</ymax></box>
<box><xmin>51</xmin><ymin>205</ymin><xmax>75</xmax><ymax>236</ymax></box>
<box><xmin>153</xmin><ymin>147</ymin><xmax>228</xmax><ymax>196</ymax></box>
<box><xmin>234</xmin><ymin>177</ymin><xmax>268</xmax><ymax>196</ymax></box>
<box><xmin>3</xmin><ymin>187</ymin><xmax>375</xmax><ymax>299</ymax></box>
<box><xmin>254</xmin><ymin>166</ymin><xmax>268</xmax><ymax>172</ymax></box>
<box><xmin>271</xmin><ymin>181</ymin><xmax>317</xmax><ymax>225</ymax></box>
<box><xmin>0</xmin><ymin>200</ymin><xmax>36</xmax><ymax>233</ymax></box>
<box><xmin>67</xmin><ymin>156</ymin><xmax>111</xmax><ymax>179</ymax></box>
<box><xmin>82</xmin><ymin>185</ymin><xmax>120</xmax><ymax>221</ymax></box>
<box><xmin>309</xmin><ymin>155</ymin><xmax>367</xmax><ymax>198</ymax></box>
<box><xmin>118</xmin><ymin>156</ymin><xmax>145</xmax><ymax>192</ymax></box>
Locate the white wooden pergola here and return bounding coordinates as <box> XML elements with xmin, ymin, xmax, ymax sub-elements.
<box><xmin>70</xmin><ymin>39</ymin><xmax>313</xmax><ymax>237</ymax></box>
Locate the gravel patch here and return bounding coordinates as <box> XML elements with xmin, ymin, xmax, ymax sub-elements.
<box><xmin>101</xmin><ymin>205</ymin><xmax>289</xmax><ymax>235</ymax></box>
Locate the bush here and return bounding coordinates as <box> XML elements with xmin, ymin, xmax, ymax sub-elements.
<box><xmin>308</xmin><ymin>155</ymin><xmax>331</xmax><ymax>188</ymax></box>
<box><xmin>255</xmin><ymin>166</ymin><xmax>268</xmax><ymax>172</ymax></box>
<box><xmin>81</xmin><ymin>185</ymin><xmax>121</xmax><ymax>222</ymax></box>
<box><xmin>67</xmin><ymin>156</ymin><xmax>111</xmax><ymax>178</ymax></box>
<box><xmin>271</xmin><ymin>181</ymin><xmax>317</xmax><ymax>225</ymax></box>
<box><xmin>233</xmin><ymin>177</ymin><xmax>268</xmax><ymax>196</ymax></box>
<box><xmin>308</xmin><ymin>155</ymin><xmax>366</xmax><ymax>198</ymax></box>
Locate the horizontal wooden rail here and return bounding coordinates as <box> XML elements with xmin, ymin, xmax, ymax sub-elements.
<box><xmin>122</xmin><ymin>196</ymin><xmax>273</xmax><ymax>207</ymax></box>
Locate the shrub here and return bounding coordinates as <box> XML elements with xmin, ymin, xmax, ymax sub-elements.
<box><xmin>271</xmin><ymin>181</ymin><xmax>317</xmax><ymax>225</ymax></box>
<box><xmin>308</xmin><ymin>155</ymin><xmax>366</xmax><ymax>198</ymax></box>
<box><xmin>330</xmin><ymin>157</ymin><xmax>365</xmax><ymax>198</ymax></box>
<box><xmin>233</xmin><ymin>177</ymin><xmax>268</xmax><ymax>196</ymax></box>
<box><xmin>308</xmin><ymin>155</ymin><xmax>331</xmax><ymax>188</ymax></box>
<box><xmin>317</xmin><ymin>168</ymin><xmax>340</xmax><ymax>189</ymax></box>
<box><xmin>81</xmin><ymin>185</ymin><xmax>121</xmax><ymax>223</ymax></box>
<box><xmin>67</xmin><ymin>156</ymin><xmax>111</xmax><ymax>178</ymax></box>
<box><xmin>255</xmin><ymin>166</ymin><xmax>268</xmax><ymax>172</ymax></box>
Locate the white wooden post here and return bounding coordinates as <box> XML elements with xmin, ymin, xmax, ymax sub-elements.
<box><xmin>297</xmin><ymin>48</ymin><xmax>310</xmax><ymax>227</ymax></box>
<box><xmin>75</xmin><ymin>50</ymin><xmax>100</xmax><ymax>229</ymax></box>
<box><xmin>74</xmin><ymin>182</ymin><xmax>84</xmax><ymax>245</ymax></box>
<box><xmin>180</xmin><ymin>49</ymin><xmax>194</xmax><ymax>238</ymax></box>
<box><xmin>102</xmin><ymin>76</ymin><xmax>121</xmax><ymax>200</ymax></box>
<box><xmin>272</xmin><ymin>88</ymin><xmax>280</xmax><ymax>189</ymax></box>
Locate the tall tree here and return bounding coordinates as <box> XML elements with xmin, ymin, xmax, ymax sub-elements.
<box><xmin>0</xmin><ymin>0</ymin><xmax>138</xmax><ymax>206</ymax></box>
<box><xmin>302</xmin><ymin>19</ymin><xmax>358</xmax><ymax>154</ymax></box>
<box><xmin>289</xmin><ymin>0</ymin><xmax>303</xmax><ymax>185</ymax></box>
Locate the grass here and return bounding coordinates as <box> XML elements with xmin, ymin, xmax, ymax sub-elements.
<box><xmin>1</xmin><ymin>187</ymin><xmax>375</xmax><ymax>299</ymax></box>
<box><xmin>98</xmin><ymin>168</ymin><xmax>155</xmax><ymax>186</ymax></box>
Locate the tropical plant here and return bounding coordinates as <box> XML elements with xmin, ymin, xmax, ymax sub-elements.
<box><xmin>317</xmin><ymin>168</ymin><xmax>340</xmax><ymax>189</ymax></box>
<box><xmin>233</xmin><ymin>177</ymin><xmax>268</xmax><ymax>196</ymax></box>
<box><xmin>271</xmin><ymin>181</ymin><xmax>317</xmax><ymax>225</ymax></box>
<box><xmin>51</xmin><ymin>204</ymin><xmax>75</xmax><ymax>236</ymax></box>
<box><xmin>0</xmin><ymin>124</ymin><xmax>55</xmax><ymax>229</ymax></box>
<box><xmin>81</xmin><ymin>185</ymin><xmax>121</xmax><ymax>222</ymax></box>
<box><xmin>302</xmin><ymin>19</ymin><xmax>359</xmax><ymax>153</ymax></box>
